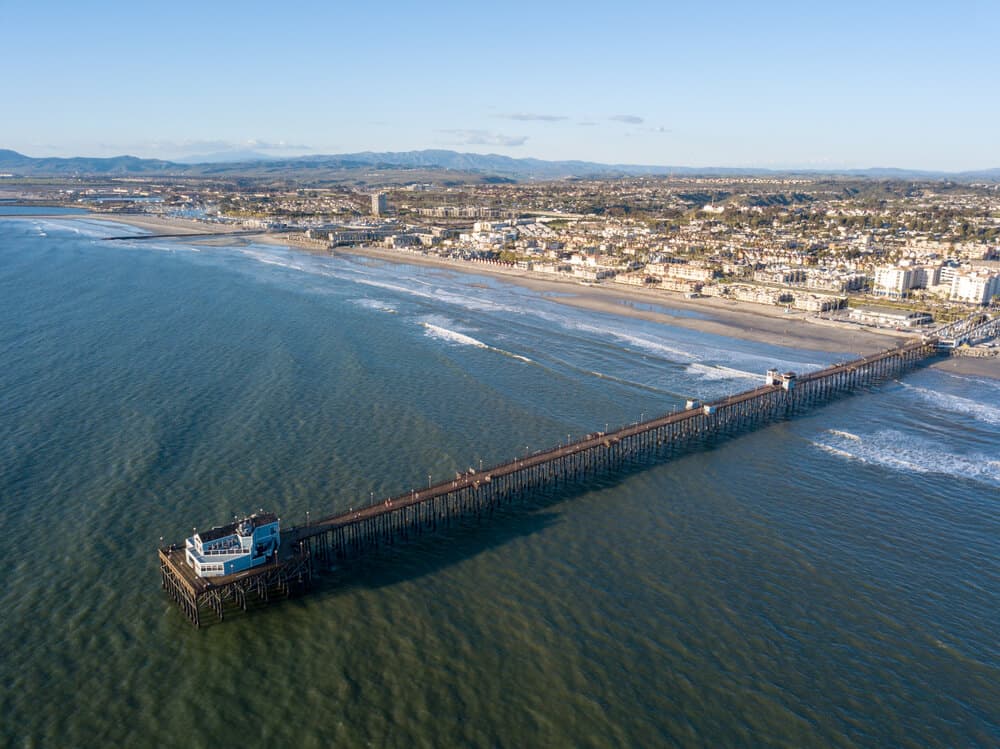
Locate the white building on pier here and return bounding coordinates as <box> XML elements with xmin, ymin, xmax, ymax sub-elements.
<box><xmin>185</xmin><ymin>511</ymin><xmax>280</xmax><ymax>578</ymax></box>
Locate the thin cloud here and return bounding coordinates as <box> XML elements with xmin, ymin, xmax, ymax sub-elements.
<box><xmin>498</xmin><ymin>113</ymin><xmax>569</xmax><ymax>122</ymax></box>
<box><xmin>609</xmin><ymin>114</ymin><xmax>644</xmax><ymax>124</ymax></box>
<box><xmin>146</xmin><ymin>139</ymin><xmax>234</xmax><ymax>153</ymax></box>
<box><xmin>578</xmin><ymin>121</ymin><xmax>598</xmax><ymax>126</ymax></box>
<box><xmin>141</xmin><ymin>139</ymin><xmax>313</xmax><ymax>154</ymax></box>
<box><xmin>438</xmin><ymin>129</ymin><xmax>528</xmax><ymax>147</ymax></box>
<box><xmin>245</xmin><ymin>140</ymin><xmax>312</xmax><ymax>151</ymax></box>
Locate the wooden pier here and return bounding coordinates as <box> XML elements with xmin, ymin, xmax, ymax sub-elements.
<box><xmin>159</xmin><ymin>542</ymin><xmax>312</xmax><ymax>628</ymax></box>
<box><xmin>160</xmin><ymin>337</ymin><xmax>941</xmax><ymax>626</ymax></box>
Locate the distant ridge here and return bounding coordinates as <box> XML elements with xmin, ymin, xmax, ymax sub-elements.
<box><xmin>0</xmin><ymin>148</ymin><xmax>997</xmax><ymax>182</ymax></box>
<box><xmin>0</xmin><ymin>149</ymin><xmax>177</xmax><ymax>176</ymax></box>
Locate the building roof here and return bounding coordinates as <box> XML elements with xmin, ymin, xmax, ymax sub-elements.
<box><xmin>198</xmin><ymin>511</ymin><xmax>278</xmax><ymax>542</ymax></box>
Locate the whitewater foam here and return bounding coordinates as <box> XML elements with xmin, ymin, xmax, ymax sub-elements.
<box><xmin>352</xmin><ymin>298</ymin><xmax>398</xmax><ymax>314</ymax></box>
<box><xmin>900</xmin><ymin>383</ymin><xmax>1000</xmax><ymax>426</ymax></box>
<box><xmin>27</xmin><ymin>219</ymin><xmax>115</xmax><ymax>239</ymax></box>
<box><xmin>561</xmin><ymin>319</ymin><xmax>698</xmax><ymax>361</ymax></box>
<box><xmin>423</xmin><ymin>323</ymin><xmax>489</xmax><ymax>349</ymax></box>
<box><xmin>686</xmin><ymin>362</ymin><xmax>761</xmax><ymax>382</ymax></box>
<box><xmin>810</xmin><ymin>428</ymin><xmax>1000</xmax><ymax>486</ymax></box>
<box><xmin>422</xmin><ymin>323</ymin><xmax>532</xmax><ymax>363</ymax></box>
<box><xmin>827</xmin><ymin>429</ymin><xmax>861</xmax><ymax>441</ymax></box>
<box><xmin>239</xmin><ymin>248</ymin><xmax>309</xmax><ymax>271</ymax></box>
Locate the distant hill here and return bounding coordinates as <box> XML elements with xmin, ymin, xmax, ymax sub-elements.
<box><xmin>284</xmin><ymin>150</ymin><xmax>787</xmax><ymax>179</ymax></box>
<box><xmin>0</xmin><ymin>149</ymin><xmax>177</xmax><ymax>176</ymax></box>
<box><xmin>954</xmin><ymin>167</ymin><xmax>1000</xmax><ymax>181</ymax></box>
<box><xmin>0</xmin><ymin>147</ymin><xmax>996</xmax><ymax>183</ymax></box>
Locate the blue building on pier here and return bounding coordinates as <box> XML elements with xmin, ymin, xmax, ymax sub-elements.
<box><xmin>185</xmin><ymin>511</ymin><xmax>280</xmax><ymax>578</ymax></box>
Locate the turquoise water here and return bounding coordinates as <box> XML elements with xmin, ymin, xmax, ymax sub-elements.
<box><xmin>2</xmin><ymin>213</ymin><xmax>997</xmax><ymax>747</ymax></box>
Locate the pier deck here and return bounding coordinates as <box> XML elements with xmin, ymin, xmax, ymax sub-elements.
<box><xmin>159</xmin><ymin>539</ymin><xmax>312</xmax><ymax>627</ymax></box>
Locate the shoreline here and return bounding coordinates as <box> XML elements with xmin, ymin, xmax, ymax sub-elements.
<box><xmin>291</xmin><ymin>242</ymin><xmax>911</xmax><ymax>354</ymax></box>
<box><xmin>54</xmin><ymin>212</ymin><xmax>999</xmax><ymax>379</ymax></box>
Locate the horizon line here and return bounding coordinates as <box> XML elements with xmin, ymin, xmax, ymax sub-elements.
<box><xmin>1</xmin><ymin>146</ymin><xmax>997</xmax><ymax>176</ymax></box>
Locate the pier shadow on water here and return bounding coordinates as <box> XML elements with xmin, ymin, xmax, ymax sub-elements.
<box><xmin>203</xmin><ymin>416</ymin><xmax>798</xmax><ymax>624</ymax></box>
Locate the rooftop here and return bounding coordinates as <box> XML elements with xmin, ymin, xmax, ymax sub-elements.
<box><xmin>197</xmin><ymin>511</ymin><xmax>278</xmax><ymax>542</ymax></box>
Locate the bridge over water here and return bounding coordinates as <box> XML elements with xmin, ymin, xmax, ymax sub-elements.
<box><xmin>160</xmin><ymin>315</ymin><xmax>993</xmax><ymax>626</ymax></box>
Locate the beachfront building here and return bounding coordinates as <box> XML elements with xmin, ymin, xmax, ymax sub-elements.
<box><xmin>848</xmin><ymin>306</ymin><xmax>933</xmax><ymax>329</ymax></box>
<box><xmin>805</xmin><ymin>270</ymin><xmax>867</xmax><ymax>293</ymax></box>
<box><xmin>416</xmin><ymin>205</ymin><xmax>502</xmax><ymax>219</ymax></box>
<box><xmin>329</xmin><ymin>227</ymin><xmax>396</xmax><ymax>246</ymax></box>
<box><xmin>372</xmin><ymin>192</ymin><xmax>388</xmax><ymax>217</ymax></box>
<box><xmin>704</xmin><ymin>283</ymin><xmax>793</xmax><ymax>306</ymax></box>
<box><xmin>873</xmin><ymin>264</ymin><xmax>941</xmax><ymax>299</ymax></box>
<box><xmin>949</xmin><ymin>269</ymin><xmax>1000</xmax><ymax>305</ymax></box>
<box><xmin>667</xmin><ymin>264</ymin><xmax>717</xmax><ymax>283</ymax></box>
<box><xmin>754</xmin><ymin>266</ymin><xmax>807</xmax><ymax>285</ymax></box>
<box><xmin>185</xmin><ymin>511</ymin><xmax>280</xmax><ymax>578</ymax></box>
<box><xmin>873</xmin><ymin>266</ymin><xmax>918</xmax><ymax>298</ymax></box>
<box><xmin>793</xmin><ymin>293</ymin><xmax>846</xmax><ymax>312</ymax></box>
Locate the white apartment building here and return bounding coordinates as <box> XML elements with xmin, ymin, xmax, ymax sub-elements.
<box><xmin>873</xmin><ymin>265</ymin><xmax>940</xmax><ymax>298</ymax></box>
<box><xmin>873</xmin><ymin>266</ymin><xmax>916</xmax><ymax>298</ymax></box>
<box><xmin>665</xmin><ymin>264</ymin><xmax>716</xmax><ymax>282</ymax></box>
<box><xmin>950</xmin><ymin>270</ymin><xmax>1000</xmax><ymax>305</ymax></box>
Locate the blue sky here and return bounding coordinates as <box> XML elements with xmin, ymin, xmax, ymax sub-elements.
<box><xmin>2</xmin><ymin>0</ymin><xmax>997</xmax><ymax>170</ymax></box>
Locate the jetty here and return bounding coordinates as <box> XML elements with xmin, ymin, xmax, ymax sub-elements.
<box><xmin>160</xmin><ymin>314</ymin><xmax>995</xmax><ymax>627</ymax></box>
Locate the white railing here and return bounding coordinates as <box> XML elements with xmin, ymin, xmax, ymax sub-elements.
<box><xmin>200</xmin><ymin>545</ymin><xmax>249</xmax><ymax>556</ymax></box>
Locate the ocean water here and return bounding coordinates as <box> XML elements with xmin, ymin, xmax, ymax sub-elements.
<box><xmin>1</xmin><ymin>213</ymin><xmax>997</xmax><ymax>748</ymax></box>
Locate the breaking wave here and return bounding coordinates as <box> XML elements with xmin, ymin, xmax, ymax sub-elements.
<box><xmin>351</xmin><ymin>298</ymin><xmax>398</xmax><ymax>314</ymax></box>
<box><xmin>686</xmin><ymin>362</ymin><xmax>761</xmax><ymax>382</ymax></box>
<box><xmin>560</xmin><ymin>319</ymin><xmax>698</xmax><ymax>361</ymax></box>
<box><xmin>809</xmin><ymin>428</ymin><xmax>1000</xmax><ymax>486</ymax></box>
<box><xmin>239</xmin><ymin>248</ymin><xmax>310</xmax><ymax>271</ymax></box>
<box><xmin>422</xmin><ymin>323</ymin><xmax>532</xmax><ymax>363</ymax></box>
<box><xmin>423</xmin><ymin>323</ymin><xmax>489</xmax><ymax>349</ymax></box>
<box><xmin>899</xmin><ymin>383</ymin><xmax>1000</xmax><ymax>426</ymax></box>
<box><xmin>827</xmin><ymin>429</ymin><xmax>861</xmax><ymax>441</ymax></box>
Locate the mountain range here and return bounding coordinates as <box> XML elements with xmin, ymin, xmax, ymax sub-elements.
<box><xmin>1</xmin><ymin>148</ymin><xmax>998</xmax><ymax>182</ymax></box>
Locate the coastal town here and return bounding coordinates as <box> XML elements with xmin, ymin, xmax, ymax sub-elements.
<box><xmin>7</xmin><ymin>173</ymin><xmax>1000</xmax><ymax>353</ymax></box>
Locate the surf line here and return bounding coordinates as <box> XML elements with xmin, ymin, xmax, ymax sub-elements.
<box><xmin>423</xmin><ymin>323</ymin><xmax>532</xmax><ymax>363</ymax></box>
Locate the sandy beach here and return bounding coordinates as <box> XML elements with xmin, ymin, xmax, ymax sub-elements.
<box><xmin>302</xmin><ymin>243</ymin><xmax>910</xmax><ymax>355</ymax></box>
<box><xmin>63</xmin><ymin>212</ymin><xmax>998</xmax><ymax>378</ymax></box>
